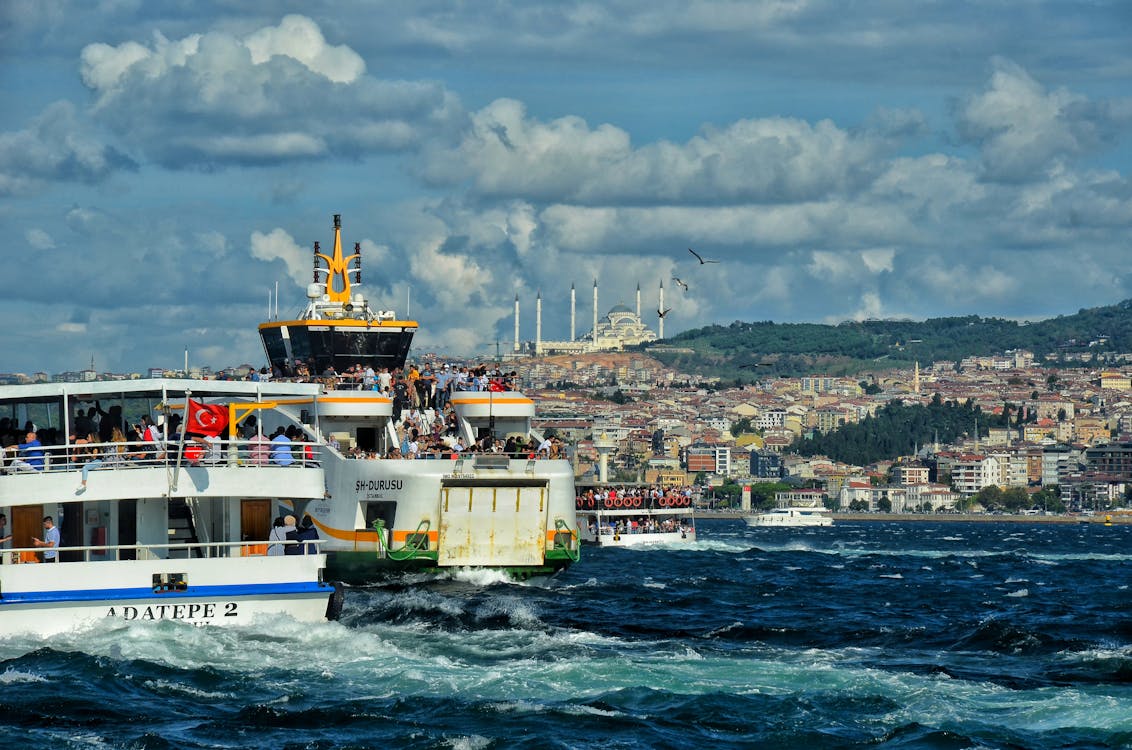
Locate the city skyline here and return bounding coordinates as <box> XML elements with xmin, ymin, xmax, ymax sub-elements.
<box><xmin>3</xmin><ymin>2</ymin><xmax>1131</xmax><ymax>375</ymax></box>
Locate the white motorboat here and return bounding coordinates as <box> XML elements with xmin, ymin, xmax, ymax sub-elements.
<box><xmin>0</xmin><ymin>379</ymin><xmax>343</xmax><ymax>636</ymax></box>
<box><xmin>576</xmin><ymin>485</ymin><xmax>696</xmax><ymax>547</ymax></box>
<box><xmin>744</xmin><ymin>506</ymin><xmax>834</xmax><ymax>527</ymax></box>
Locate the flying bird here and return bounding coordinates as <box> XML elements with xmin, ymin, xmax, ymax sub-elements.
<box><xmin>672</xmin><ymin>276</ymin><xmax>688</xmax><ymax>292</ymax></box>
<box><xmin>657</xmin><ymin>307</ymin><xmax>671</xmax><ymax>318</ymax></box>
<box><xmin>688</xmin><ymin>247</ymin><xmax>719</xmax><ymax>264</ymax></box>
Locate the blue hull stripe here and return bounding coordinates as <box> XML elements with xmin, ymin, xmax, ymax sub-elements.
<box><xmin>0</xmin><ymin>581</ymin><xmax>332</xmax><ymax>605</ymax></box>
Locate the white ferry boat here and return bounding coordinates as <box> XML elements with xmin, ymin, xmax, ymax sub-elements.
<box><xmin>744</xmin><ymin>505</ymin><xmax>834</xmax><ymax>527</ymax></box>
<box><xmin>0</xmin><ymin>379</ymin><xmax>342</xmax><ymax>636</ymax></box>
<box><xmin>257</xmin><ymin>215</ymin><xmax>580</xmax><ymax>583</ymax></box>
<box><xmin>576</xmin><ymin>485</ymin><xmax>696</xmax><ymax>547</ymax></box>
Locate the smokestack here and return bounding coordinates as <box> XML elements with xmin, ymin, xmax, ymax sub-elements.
<box><xmin>513</xmin><ymin>294</ymin><xmax>520</xmax><ymax>353</ymax></box>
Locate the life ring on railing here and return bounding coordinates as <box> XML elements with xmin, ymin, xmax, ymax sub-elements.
<box><xmin>613</xmin><ymin>534</ymin><xmax>621</xmax><ymax>542</ymax></box>
<box><xmin>613</xmin><ymin>497</ymin><xmax>624</xmax><ymax>508</ymax></box>
<box><xmin>658</xmin><ymin>496</ymin><xmax>669</xmax><ymax>507</ymax></box>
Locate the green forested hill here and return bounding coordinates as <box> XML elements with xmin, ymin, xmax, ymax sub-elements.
<box><xmin>647</xmin><ymin>299</ymin><xmax>1132</xmax><ymax>379</ymax></box>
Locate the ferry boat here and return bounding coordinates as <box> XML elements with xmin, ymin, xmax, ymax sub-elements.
<box><xmin>576</xmin><ymin>485</ymin><xmax>696</xmax><ymax>547</ymax></box>
<box><xmin>0</xmin><ymin>379</ymin><xmax>343</xmax><ymax>636</ymax></box>
<box><xmin>744</xmin><ymin>505</ymin><xmax>834</xmax><ymax>527</ymax></box>
<box><xmin>258</xmin><ymin>215</ymin><xmax>580</xmax><ymax>583</ymax></box>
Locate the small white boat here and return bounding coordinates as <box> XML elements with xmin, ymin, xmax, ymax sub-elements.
<box><xmin>744</xmin><ymin>506</ymin><xmax>833</xmax><ymax>527</ymax></box>
<box><xmin>576</xmin><ymin>486</ymin><xmax>696</xmax><ymax>547</ymax></box>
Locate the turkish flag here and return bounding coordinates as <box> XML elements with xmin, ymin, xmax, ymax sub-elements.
<box><xmin>186</xmin><ymin>399</ymin><xmax>229</xmax><ymax>437</ymax></box>
<box><xmin>489</xmin><ymin>380</ymin><xmax>506</xmax><ymax>392</ymax></box>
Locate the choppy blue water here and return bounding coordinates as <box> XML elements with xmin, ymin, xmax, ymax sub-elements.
<box><xmin>2</xmin><ymin>519</ymin><xmax>1131</xmax><ymax>749</ymax></box>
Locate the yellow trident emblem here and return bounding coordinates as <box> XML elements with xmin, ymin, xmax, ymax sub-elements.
<box><xmin>315</xmin><ymin>214</ymin><xmax>360</xmax><ymax>304</ymax></box>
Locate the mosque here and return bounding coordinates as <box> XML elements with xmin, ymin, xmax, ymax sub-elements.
<box><xmin>512</xmin><ymin>280</ymin><xmax>668</xmax><ymax>357</ymax></box>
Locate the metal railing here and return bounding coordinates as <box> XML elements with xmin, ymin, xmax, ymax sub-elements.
<box><xmin>2</xmin><ymin>538</ymin><xmax>321</xmax><ymax>564</ymax></box>
<box><xmin>0</xmin><ymin>438</ymin><xmax>323</xmax><ymax>477</ymax></box>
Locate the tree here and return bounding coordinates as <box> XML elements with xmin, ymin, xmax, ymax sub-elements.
<box><xmin>730</xmin><ymin>417</ymin><xmax>753</xmax><ymax>437</ymax></box>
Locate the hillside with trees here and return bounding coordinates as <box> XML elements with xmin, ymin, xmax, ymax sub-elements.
<box><xmin>791</xmin><ymin>395</ymin><xmax>1045</xmax><ymax>467</ymax></box>
<box><xmin>646</xmin><ymin>298</ymin><xmax>1132</xmax><ymax>379</ymax></box>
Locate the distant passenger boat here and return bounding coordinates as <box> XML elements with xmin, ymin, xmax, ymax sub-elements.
<box><xmin>576</xmin><ymin>484</ymin><xmax>696</xmax><ymax>547</ymax></box>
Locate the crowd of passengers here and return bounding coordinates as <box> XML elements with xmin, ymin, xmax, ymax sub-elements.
<box><xmin>0</xmin><ymin>406</ymin><xmax>320</xmax><ymax>481</ymax></box>
<box><xmin>594</xmin><ymin>516</ymin><xmax>693</xmax><ymax>536</ymax></box>
<box><xmin>343</xmin><ymin>401</ymin><xmax>566</xmax><ymax>460</ymax></box>
<box><xmin>575</xmin><ymin>485</ymin><xmax>695</xmax><ymax>510</ymax></box>
<box><xmin>1</xmin><ymin>390</ymin><xmax>565</xmax><ymax>478</ymax></box>
<box><xmin>227</xmin><ymin>360</ymin><xmax>520</xmax><ymax>411</ymax></box>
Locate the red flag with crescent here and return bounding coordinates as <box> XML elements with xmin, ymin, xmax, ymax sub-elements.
<box><xmin>186</xmin><ymin>399</ymin><xmax>229</xmax><ymax>437</ymax></box>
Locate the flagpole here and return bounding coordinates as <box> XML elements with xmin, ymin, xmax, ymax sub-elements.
<box><xmin>171</xmin><ymin>390</ymin><xmax>191</xmax><ymax>491</ymax></box>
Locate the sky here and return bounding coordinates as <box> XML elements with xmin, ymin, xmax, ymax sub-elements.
<box><xmin>2</xmin><ymin>1</ymin><xmax>1132</xmax><ymax>375</ymax></box>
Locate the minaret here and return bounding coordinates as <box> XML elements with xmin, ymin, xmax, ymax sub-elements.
<box><xmin>636</xmin><ymin>283</ymin><xmax>641</xmax><ymax>319</ymax></box>
<box><xmin>513</xmin><ymin>294</ymin><xmax>520</xmax><ymax>353</ymax></box>
<box><xmin>593</xmin><ymin>280</ymin><xmax>602</xmax><ymax>348</ymax></box>
<box><xmin>658</xmin><ymin>279</ymin><xmax>665</xmax><ymax>340</ymax></box>
<box><xmin>570</xmin><ymin>283</ymin><xmax>576</xmax><ymax>341</ymax></box>
<box><xmin>536</xmin><ymin>291</ymin><xmax>542</xmax><ymax>356</ymax></box>
<box><xmin>914</xmin><ymin>361</ymin><xmax>920</xmax><ymax>394</ymax></box>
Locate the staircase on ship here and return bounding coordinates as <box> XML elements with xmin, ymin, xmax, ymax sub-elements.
<box><xmin>168</xmin><ymin>498</ymin><xmax>201</xmax><ymax>558</ymax></box>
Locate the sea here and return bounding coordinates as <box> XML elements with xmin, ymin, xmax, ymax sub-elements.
<box><xmin>2</xmin><ymin>518</ymin><xmax>1130</xmax><ymax>749</ymax></box>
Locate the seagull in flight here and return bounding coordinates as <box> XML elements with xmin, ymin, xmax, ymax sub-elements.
<box><xmin>671</xmin><ymin>276</ymin><xmax>688</xmax><ymax>292</ymax></box>
<box><xmin>688</xmin><ymin>247</ymin><xmax>719</xmax><ymax>264</ymax></box>
<box><xmin>657</xmin><ymin>307</ymin><xmax>671</xmax><ymax>319</ymax></box>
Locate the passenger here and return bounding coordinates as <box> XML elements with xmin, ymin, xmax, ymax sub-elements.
<box><xmin>32</xmin><ymin>516</ymin><xmax>60</xmax><ymax>562</ymax></box>
<box><xmin>270</xmin><ymin>427</ymin><xmax>294</xmax><ymax>466</ymax></box>
<box><xmin>7</xmin><ymin>430</ymin><xmax>45</xmax><ymax>471</ymax></box>
<box><xmin>282</xmin><ymin>514</ymin><xmax>301</xmax><ymax>555</ymax></box>
<box><xmin>295</xmin><ymin>515</ymin><xmax>320</xmax><ymax>554</ymax></box>
<box><xmin>94</xmin><ymin>401</ymin><xmax>125</xmax><ymax>444</ymax></box>
<box><xmin>248</xmin><ymin>426</ymin><xmax>270</xmax><ymax>465</ymax></box>
<box><xmin>76</xmin><ymin>431</ymin><xmax>103</xmax><ymax>493</ymax></box>
<box><xmin>267</xmin><ymin>516</ymin><xmax>287</xmax><ymax>556</ymax></box>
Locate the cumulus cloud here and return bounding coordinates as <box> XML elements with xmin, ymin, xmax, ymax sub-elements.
<box><xmin>421</xmin><ymin>98</ymin><xmax>884</xmax><ymax>205</ymax></box>
<box><xmin>956</xmin><ymin>58</ymin><xmax>1119</xmax><ymax>182</ymax></box>
<box><xmin>25</xmin><ymin>228</ymin><xmax>56</xmax><ymax>250</ymax></box>
<box><xmin>0</xmin><ymin>101</ymin><xmax>135</xmax><ymax>195</ymax></box>
<box><xmin>77</xmin><ymin>15</ymin><xmax>464</xmax><ymax>168</ymax></box>
<box><xmin>250</xmin><ymin>228</ymin><xmax>309</xmax><ymax>286</ymax></box>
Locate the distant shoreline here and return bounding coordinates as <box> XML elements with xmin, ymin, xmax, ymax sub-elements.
<box><xmin>697</xmin><ymin>511</ymin><xmax>1132</xmax><ymax>525</ymax></box>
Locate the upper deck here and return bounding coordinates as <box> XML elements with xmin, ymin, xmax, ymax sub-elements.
<box><xmin>0</xmin><ymin>379</ymin><xmax>327</xmax><ymax>505</ymax></box>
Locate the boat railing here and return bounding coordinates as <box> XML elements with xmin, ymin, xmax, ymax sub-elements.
<box><xmin>323</xmin><ymin>374</ymin><xmax>524</xmax><ymax>392</ymax></box>
<box><xmin>2</xmin><ymin>539</ymin><xmax>321</xmax><ymax>564</ymax></box>
<box><xmin>0</xmin><ymin>438</ymin><xmax>323</xmax><ymax>477</ymax></box>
